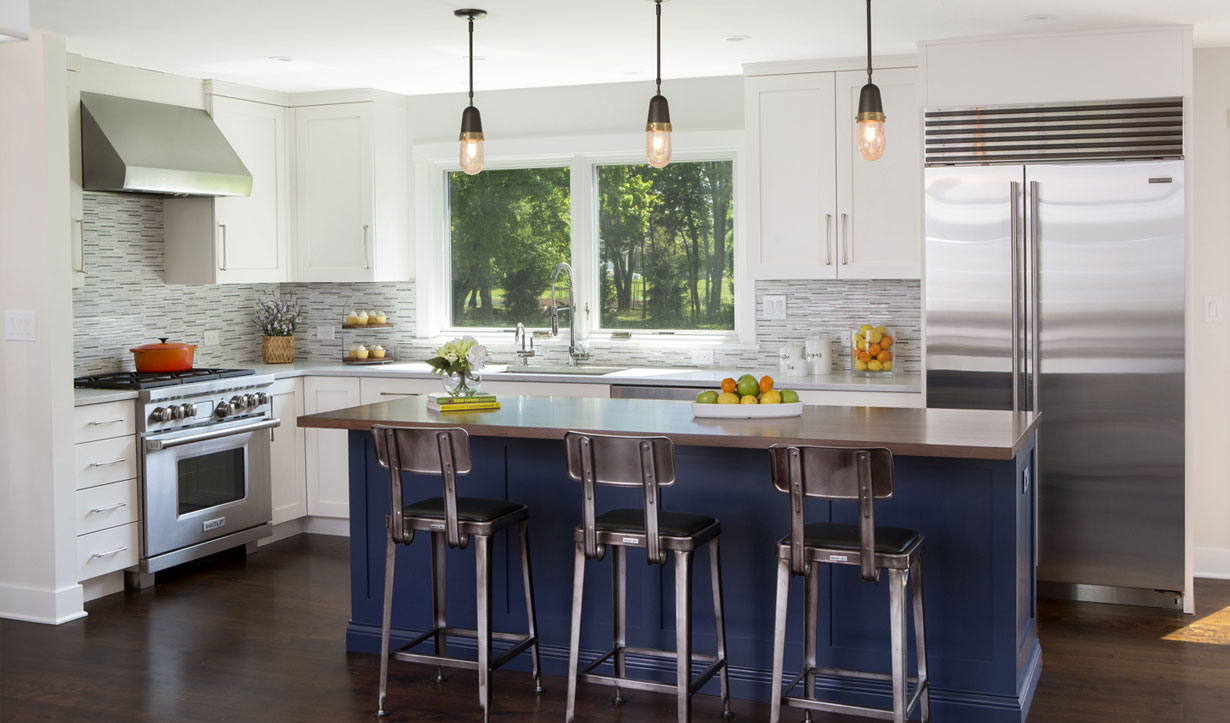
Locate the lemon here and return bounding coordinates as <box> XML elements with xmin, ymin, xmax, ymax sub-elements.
<box><xmin>875</xmin><ymin>326</ymin><xmax>887</xmax><ymax>335</ymax></box>
<box><xmin>855</xmin><ymin>337</ymin><xmax>867</xmax><ymax>351</ymax></box>
<box><xmin>854</xmin><ymin>359</ymin><xmax>869</xmax><ymax>371</ymax></box>
<box><xmin>882</xmin><ymin>361</ymin><xmax>893</xmax><ymax>371</ymax></box>
<box><xmin>859</xmin><ymin>324</ymin><xmax>873</xmax><ymax>332</ymax></box>
<box><xmin>761</xmin><ymin>390</ymin><xmax>782</xmax><ymax>404</ymax></box>
<box><xmin>740</xmin><ymin>395</ymin><xmax>759</xmax><ymax>404</ymax></box>
<box><xmin>852</xmin><ymin>330</ymin><xmax>863</xmax><ymax>342</ymax></box>
<box><xmin>716</xmin><ymin>392</ymin><xmax>740</xmax><ymax>404</ymax></box>
<box><xmin>868</xmin><ymin>359</ymin><xmax>884</xmax><ymax>372</ymax></box>
<box><xmin>870</xmin><ymin>330</ymin><xmax>884</xmax><ymax>344</ymax></box>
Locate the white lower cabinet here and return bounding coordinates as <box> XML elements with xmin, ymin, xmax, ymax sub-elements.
<box><xmin>359</xmin><ymin>376</ymin><xmax>440</xmax><ymax>405</ymax></box>
<box><xmin>794</xmin><ymin>389</ymin><xmax>923</xmax><ymax>408</ymax></box>
<box><xmin>76</xmin><ymin>522</ymin><xmax>140</xmax><ymax>582</ymax></box>
<box><xmin>303</xmin><ymin>376</ymin><xmax>361</xmax><ymax>519</ymax></box>
<box><xmin>269</xmin><ymin>378</ymin><xmax>308</xmax><ymax>525</ymax></box>
<box><xmin>481</xmin><ymin>381</ymin><xmax>611</xmax><ymax>398</ymax></box>
<box><xmin>73</xmin><ymin>400</ymin><xmax>141</xmax><ymax>587</ymax></box>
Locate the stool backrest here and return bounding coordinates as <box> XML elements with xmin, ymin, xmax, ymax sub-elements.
<box><xmin>769</xmin><ymin>444</ymin><xmax>894</xmax><ymax>581</ymax></box>
<box><xmin>564</xmin><ymin>431</ymin><xmax>676</xmax><ymax>564</ymax></box>
<box><xmin>372</xmin><ymin>425</ymin><xmax>472</xmax><ymax>548</ymax></box>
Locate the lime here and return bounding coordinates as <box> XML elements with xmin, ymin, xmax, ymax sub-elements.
<box><xmin>716</xmin><ymin>392</ymin><xmax>740</xmax><ymax>404</ymax></box>
<box><xmin>780</xmin><ymin>390</ymin><xmax>799</xmax><ymax>403</ymax></box>
<box><xmin>736</xmin><ymin>377</ymin><xmax>759</xmax><ymax>397</ymax></box>
<box><xmin>696</xmin><ymin>390</ymin><xmax>719</xmax><ymax>404</ymax></box>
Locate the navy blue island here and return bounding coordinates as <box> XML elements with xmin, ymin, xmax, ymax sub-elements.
<box><xmin>298</xmin><ymin>396</ymin><xmax>1041</xmax><ymax>722</ymax></box>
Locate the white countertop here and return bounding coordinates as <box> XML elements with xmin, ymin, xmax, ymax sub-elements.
<box><xmin>74</xmin><ymin>361</ymin><xmax>920</xmax><ymax>406</ymax></box>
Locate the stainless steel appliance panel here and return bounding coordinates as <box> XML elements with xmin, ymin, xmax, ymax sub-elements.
<box><xmin>1029</xmin><ymin>161</ymin><xmax>1185</xmax><ymax>592</ymax></box>
<box><xmin>925</xmin><ymin>165</ymin><xmax>1026</xmax><ymax>410</ymax></box>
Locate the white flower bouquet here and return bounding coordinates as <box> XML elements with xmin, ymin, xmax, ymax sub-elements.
<box><xmin>425</xmin><ymin>336</ymin><xmax>488</xmax><ymax>377</ymax></box>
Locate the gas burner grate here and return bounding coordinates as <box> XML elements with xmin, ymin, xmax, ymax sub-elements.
<box><xmin>74</xmin><ymin>368</ymin><xmax>256</xmax><ymax>390</ymax></box>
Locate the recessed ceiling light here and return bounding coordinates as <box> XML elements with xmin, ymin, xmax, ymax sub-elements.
<box><xmin>1024</xmin><ymin>14</ymin><xmax>1055</xmax><ymax>21</ymax></box>
<box><xmin>268</xmin><ymin>56</ymin><xmax>294</xmax><ymax>62</ymax></box>
<box><xmin>725</xmin><ymin>35</ymin><xmax>751</xmax><ymax>43</ymax></box>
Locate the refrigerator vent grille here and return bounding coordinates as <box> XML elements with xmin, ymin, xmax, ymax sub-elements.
<box><xmin>924</xmin><ymin>98</ymin><xmax>1183</xmax><ymax>165</ymax></box>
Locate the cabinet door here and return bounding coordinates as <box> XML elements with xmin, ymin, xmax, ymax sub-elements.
<box><xmin>211</xmin><ymin>96</ymin><xmax>290</xmax><ymax>283</ymax></box>
<box><xmin>295</xmin><ymin>103</ymin><xmax>375</xmax><ymax>282</ymax></box>
<box><xmin>835</xmin><ymin>67</ymin><xmax>921</xmax><ymax>279</ymax></box>
<box><xmin>359</xmin><ymin>377</ymin><xmax>440</xmax><ymax>405</ymax></box>
<box><xmin>745</xmin><ymin>73</ymin><xmax>837</xmax><ymax>279</ymax></box>
<box><xmin>303</xmin><ymin>377</ymin><xmax>361</xmax><ymax>518</ymax></box>
<box><xmin>68</xmin><ymin>69</ymin><xmax>85</xmax><ymax>288</ymax></box>
<box><xmin>270</xmin><ymin>379</ymin><xmax>307</xmax><ymax>525</ymax></box>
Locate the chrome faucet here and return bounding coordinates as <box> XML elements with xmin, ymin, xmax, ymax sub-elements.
<box><xmin>550</xmin><ymin>262</ymin><xmax>590</xmax><ymax>366</ymax></box>
<box><xmin>514</xmin><ymin>322</ymin><xmax>535</xmax><ymax>366</ymax></box>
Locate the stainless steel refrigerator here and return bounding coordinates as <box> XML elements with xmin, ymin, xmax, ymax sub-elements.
<box><xmin>924</xmin><ymin>111</ymin><xmax>1186</xmax><ymax>608</ymax></box>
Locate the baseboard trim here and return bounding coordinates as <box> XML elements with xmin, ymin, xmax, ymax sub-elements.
<box><xmin>1194</xmin><ymin>547</ymin><xmax>1230</xmax><ymax>579</ymax></box>
<box><xmin>81</xmin><ymin>572</ymin><xmax>124</xmax><ymax>602</ymax></box>
<box><xmin>0</xmin><ymin>581</ymin><xmax>86</xmax><ymax>625</ymax></box>
<box><xmin>303</xmin><ymin>516</ymin><xmax>349</xmax><ymax>537</ymax></box>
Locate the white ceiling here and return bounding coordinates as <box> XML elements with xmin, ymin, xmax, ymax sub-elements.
<box><xmin>31</xmin><ymin>0</ymin><xmax>1230</xmax><ymax>96</ymax></box>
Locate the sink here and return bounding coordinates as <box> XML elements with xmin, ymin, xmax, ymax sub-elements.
<box><xmin>501</xmin><ymin>365</ymin><xmax>628</xmax><ymax>376</ymax></box>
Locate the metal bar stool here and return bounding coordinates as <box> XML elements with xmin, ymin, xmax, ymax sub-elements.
<box><xmin>563</xmin><ymin>431</ymin><xmax>734</xmax><ymax>723</ymax></box>
<box><xmin>372</xmin><ymin>425</ymin><xmax>543</xmax><ymax>722</ymax></box>
<box><xmin>767</xmin><ymin>444</ymin><xmax>929</xmax><ymax>723</ymax></box>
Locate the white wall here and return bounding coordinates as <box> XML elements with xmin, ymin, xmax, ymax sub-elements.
<box><xmin>0</xmin><ymin>31</ymin><xmax>83</xmax><ymax>623</ymax></box>
<box><xmin>1192</xmin><ymin>47</ymin><xmax>1230</xmax><ymax>579</ymax></box>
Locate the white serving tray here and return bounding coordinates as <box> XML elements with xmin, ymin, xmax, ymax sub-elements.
<box><xmin>691</xmin><ymin>402</ymin><xmax>804</xmax><ymax>418</ymax></box>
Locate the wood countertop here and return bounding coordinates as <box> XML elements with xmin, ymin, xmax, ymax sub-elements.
<box><xmin>298</xmin><ymin>396</ymin><xmax>1040</xmax><ymax>461</ymax></box>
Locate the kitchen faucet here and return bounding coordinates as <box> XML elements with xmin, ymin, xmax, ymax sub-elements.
<box><xmin>514</xmin><ymin>322</ymin><xmax>535</xmax><ymax>366</ymax></box>
<box><xmin>550</xmin><ymin>262</ymin><xmax>590</xmax><ymax>366</ymax></box>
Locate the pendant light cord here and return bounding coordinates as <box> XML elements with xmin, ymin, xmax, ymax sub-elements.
<box><xmin>865</xmin><ymin>0</ymin><xmax>873</xmax><ymax>83</ymax></box>
<box><xmin>655</xmin><ymin>0</ymin><xmax>662</xmax><ymax>95</ymax></box>
<box><xmin>468</xmin><ymin>15</ymin><xmax>475</xmax><ymax>107</ymax></box>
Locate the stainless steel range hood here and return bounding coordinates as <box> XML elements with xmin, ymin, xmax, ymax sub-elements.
<box><xmin>80</xmin><ymin>92</ymin><xmax>252</xmax><ymax>197</ymax></box>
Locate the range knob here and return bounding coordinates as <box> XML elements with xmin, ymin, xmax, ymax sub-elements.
<box><xmin>230</xmin><ymin>395</ymin><xmax>248</xmax><ymax>410</ymax></box>
<box><xmin>170</xmin><ymin>405</ymin><xmax>185</xmax><ymax>420</ymax></box>
<box><xmin>150</xmin><ymin>406</ymin><xmax>175</xmax><ymax>423</ymax></box>
<box><xmin>254</xmin><ymin>392</ymin><xmax>270</xmax><ymax>406</ymax></box>
<box><xmin>244</xmin><ymin>393</ymin><xmax>259</xmax><ymax>408</ymax></box>
<box><xmin>215</xmin><ymin>401</ymin><xmax>233</xmax><ymax>418</ymax></box>
<box><xmin>180</xmin><ymin>403</ymin><xmax>197</xmax><ymax>418</ymax></box>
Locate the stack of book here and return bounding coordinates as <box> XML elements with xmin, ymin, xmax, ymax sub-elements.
<box><xmin>426</xmin><ymin>392</ymin><xmax>500</xmax><ymax>412</ymax></box>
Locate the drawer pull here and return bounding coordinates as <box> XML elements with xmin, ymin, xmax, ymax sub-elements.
<box><xmin>87</xmin><ymin>418</ymin><xmax>126</xmax><ymax>426</ymax></box>
<box><xmin>90</xmin><ymin>546</ymin><xmax>128</xmax><ymax>559</ymax></box>
<box><xmin>89</xmin><ymin>502</ymin><xmax>128</xmax><ymax>514</ymax></box>
<box><xmin>379</xmin><ymin>392</ymin><xmax>414</xmax><ymax>396</ymax></box>
<box><xmin>88</xmin><ymin>457</ymin><xmax>127</xmax><ymax>467</ymax></box>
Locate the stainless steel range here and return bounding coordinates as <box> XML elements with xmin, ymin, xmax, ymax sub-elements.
<box><xmin>76</xmin><ymin>369</ymin><xmax>280</xmax><ymax>586</ymax></box>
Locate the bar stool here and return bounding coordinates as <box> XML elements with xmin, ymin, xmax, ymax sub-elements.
<box><xmin>563</xmin><ymin>431</ymin><xmax>734</xmax><ymax>723</ymax></box>
<box><xmin>371</xmin><ymin>425</ymin><xmax>543</xmax><ymax>722</ymax></box>
<box><xmin>767</xmin><ymin>444</ymin><xmax>929</xmax><ymax>723</ymax></box>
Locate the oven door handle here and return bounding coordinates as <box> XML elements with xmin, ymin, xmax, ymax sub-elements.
<box><xmin>145</xmin><ymin>418</ymin><xmax>281</xmax><ymax>451</ymax></box>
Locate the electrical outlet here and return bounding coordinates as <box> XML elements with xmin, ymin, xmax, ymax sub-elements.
<box><xmin>3</xmin><ymin>311</ymin><xmax>36</xmax><ymax>342</ymax></box>
<box><xmin>316</xmin><ymin>326</ymin><xmax>336</xmax><ymax>341</ymax></box>
<box><xmin>1205</xmin><ymin>295</ymin><xmax>1223</xmax><ymax>324</ymax></box>
<box><xmin>762</xmin><ymin>295</ymin><xmax>787</xmax><ymax>320</ymax></box>
<box><xmin>690</xmin><ymin>349</ymin><xmax>715</xmax><ymax>365</ymax></box>
<box><xmin>203</xmin><ymin>330</ymin><xmax>220</xmax><ymax>345</ymax></box>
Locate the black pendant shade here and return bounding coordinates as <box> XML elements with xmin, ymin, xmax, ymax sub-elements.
<box><xmin>856</xmin><ymin>82</ymin><xmax>885</xmax><ymax>122</ymax></box>
<box><xmin>646</xmin><ymin>93</ymin><xmax>671</xmax><ymax>128</ymax></box>
<box><xmin>460</xmin><ymin>104</ymin><xmax>483</xmax><ymax>134</ymax></box>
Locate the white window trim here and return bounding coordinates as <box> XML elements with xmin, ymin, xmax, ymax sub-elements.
<box><xmin>413</xmin><ymin>130</ymin><xmax>753</xmax><ymax>347</ymax></box>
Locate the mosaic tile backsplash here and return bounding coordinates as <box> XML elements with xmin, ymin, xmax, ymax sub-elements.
<box><xmin>73</xmin><ymin>195</ymin><xmax>920</xmax><ymax>375</ymax></box>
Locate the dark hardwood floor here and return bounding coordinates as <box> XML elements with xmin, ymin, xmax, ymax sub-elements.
<box><xmin>2</xmin><ymin>534</ymin><xmax>1227</xmax><ymax>722</ymax></box>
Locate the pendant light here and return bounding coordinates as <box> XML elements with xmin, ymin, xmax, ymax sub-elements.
<box><xmin>456</xmin><ymin>8</ymin><xmax>487</xmax><ymax>175</ymax></box>
<box><xmin>856</xmin><ymin>0</ymin><xmax>886</xmax><ymax>161</ymax></box>
<box><xmin>644</xmin><ymin>0</ymin><xmax>672</xmax><ymax>168</ymax></box>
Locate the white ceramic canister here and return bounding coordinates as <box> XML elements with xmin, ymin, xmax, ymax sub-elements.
<box><xmin>805</xmin><ymin>337</ymin><xmax>830</xmax><ymax>375</ymax></box>
<box><xmin>779</xmin><ymin>345</ymin><xmax>804</xmax><ymax>375</ymax></box>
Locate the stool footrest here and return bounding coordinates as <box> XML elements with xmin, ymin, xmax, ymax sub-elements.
<box><xmin>780</xmin><ymin>666</ymin><xmax>928</xmax><ymax>721</ymax></box>
<box><xmin>392</xmin><ymin>626</ymin><xmax>537</xmax><ymax>674</ymax></box>
<box><xmin>581</xmin><ymin>672</ymin><xmax>679</xmax><ymax>697</ymax></box>
<box><xmin>578</xmin><ymin>644</ymin><xmax>727</xmax><ymax>696</ymax></box>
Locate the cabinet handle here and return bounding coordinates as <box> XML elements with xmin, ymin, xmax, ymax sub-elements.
<box><xmin>88</xmin><ymin>457</ymin><xmax>127</xmax><ymax>468</ymax></box>
<box><xmin>363</xmin><ymin>225</ymin><xmax>371</xmax><ymax>270</ymax></box>
<box><xmin>89</xmin><ymin>502</ymin><xmax>127</xmax><ymax>514</ymax></box>
<box><xmin>73</xmin><ymin>218</ymin><xmax>85</xmax><ymax>274</ymax></box>
<box><xmin>87</xmin><ymin>418</ymin><xmax>125</xmax><ymax>426</ymax></box>
<box><xmin>379</xmin><ymin>392</ymin><xmax>413</xmax><ymax>396</ymax></box>
<box><xmin>90</xmin><ymin>546</ymin><xmax>128</xmax><ymax>559</ymax></box>
<box><xmin>840</xmin><ymin>213</ymin><xmax>849</xmax><ymax>265</ymax></box>
<box><xmin>218</xmin><ymin>224</ymin><xmax>228</xmax><ymax>271</ymax></box>
<box><xmin>825</xmin><ymin>213</ymin><xmax>833</xmax><ymax>266</ymax></box>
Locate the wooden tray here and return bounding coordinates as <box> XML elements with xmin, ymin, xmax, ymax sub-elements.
<box><xmin>342</xmin><ymin>356</ymin><xmax>396</xmax><ymax>365</ymax></box>
<box><xmin>342</xmin><ymin>322</ymin><xmax>393</xmax><ymax>329</ymax></box>
<box><xmin>691</xmin><ymin>402</ymin><xmax>804</xmax><ymax>418</ymax></box>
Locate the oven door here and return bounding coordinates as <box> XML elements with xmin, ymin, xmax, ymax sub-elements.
<box><xmin>142</xmin><ymin>417</ymin><xmax>278</xmax><ymax>558</ymax></box>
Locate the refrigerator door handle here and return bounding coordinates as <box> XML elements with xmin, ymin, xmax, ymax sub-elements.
<box><xmin>1029</xmin><ymin>180</ymin><xmax>1041</xmax><ymax>413</ymax></box>
<box><xmin>1010</xmin><ymin>181</ymin><xmax>1021</xmax><ymax>413</ymax></box>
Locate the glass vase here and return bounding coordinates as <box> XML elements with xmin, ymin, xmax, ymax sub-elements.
<box><xmin>442</xmin><ymin>369</ymin><xmax>483</xmax><ymax>397</ymax></box>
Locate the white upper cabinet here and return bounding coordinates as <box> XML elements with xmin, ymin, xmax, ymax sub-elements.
<box><xmin>294</xmin><ymin>96</ymin><xmax>411</xmax><ymax>282</ymax></box>
<box><xmin>164</xmin><ymin>95</ymin><xmax>291</xmax><ymax>284</ymax></box>
<box><xmin>834</xmin><ymin>67</ymin><xmax>920</xmax><ymax>279</ymax></box>
<box><xmin>745</xmin><ymin>63</ymin><xmax>921</xmax><ymax>280</ymax></box>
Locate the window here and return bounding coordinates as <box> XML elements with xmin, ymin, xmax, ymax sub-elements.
<box><xmin>596</xmin><ymin>161</ymin><xmax>735</xmax><ymax>331</ymax></box>
<box><xmin>448</xmin><ymin>167</ymin><xmax>571</xmax><ymax>327</ymax></box>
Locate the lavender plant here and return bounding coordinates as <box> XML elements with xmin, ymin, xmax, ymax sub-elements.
<box><xmin>254</xmin><ymin>296</ymin><xmax>304</xmax><ymax>337</ymax></box>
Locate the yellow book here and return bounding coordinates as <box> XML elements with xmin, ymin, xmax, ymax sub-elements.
<box><xmin>429</xmin><ymin>401</ymin><xmax>501</xmax><ymax>412</ymax></box>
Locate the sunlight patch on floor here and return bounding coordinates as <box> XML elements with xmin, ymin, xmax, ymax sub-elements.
<box><xmin>1163</xmin><ymin>604</ymin><xmax>1230</xmax><ymax>645</ymax></box>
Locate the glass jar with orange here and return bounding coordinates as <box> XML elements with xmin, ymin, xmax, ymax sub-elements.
<box><xmin>850</xmin><ymin>324</ymin><xmax>896</xmax><ymax>376</ymax></box>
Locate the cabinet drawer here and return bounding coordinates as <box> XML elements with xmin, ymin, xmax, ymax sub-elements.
<box><xmin>74</xmin><ymin>400</ymin><xmax>137</xmax><ymax>443</ymax></box>
<box><xmin>75</xmin><ymin>436</ymin><xmax>139</xmax><ymax>490</ymax></box>
<box><xmin>75</xmin><ymin>479</ymin><xmax>139</xmax><ymax>536</ymax></box>
<box><xmin>77</xmin><ymin>522</ymin><xmax>139</xmax><ymax>581</ymax></box>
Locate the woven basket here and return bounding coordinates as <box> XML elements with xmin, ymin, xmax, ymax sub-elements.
<box><xmin>261</xmin><ymin>335</ymin><xmax>295</xmax><ymax>364</ymax></box>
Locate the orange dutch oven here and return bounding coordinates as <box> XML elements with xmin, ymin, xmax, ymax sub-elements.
<box><xmin>130</xmin><ymin>338</ymin><xmax>197</xmax><ymax>373</ymax></box>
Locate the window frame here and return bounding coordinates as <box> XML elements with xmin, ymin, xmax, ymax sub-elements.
<box><xmin>413</xmin><ymin>131</ymin><xmax>752</xmax><ymax>347</ymax></box>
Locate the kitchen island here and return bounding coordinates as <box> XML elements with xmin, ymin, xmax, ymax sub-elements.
<box><xmin>299</xmin><ymin>396</ymin><xmax>1041</xmax><ymax>722</ymax></box>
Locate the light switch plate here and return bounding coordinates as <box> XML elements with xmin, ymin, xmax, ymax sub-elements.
<box><xmin>4</xmin><ymin>311</ymin><xmax>36</xmax><ymax>341</ymax></box>
<box><xmin>690</xmin><ymin>349</ymin><xmax>714</xmax><ymax>365</ymax></box>
<box><xmin>1204</xmin><ymin>295</ymin><xmax>1223</xmax><ymax>323</ymax></box>
<box><xmin>762</xmin><ymin>295</ymin><xmax>787</xmax><ymax>320</ymax></box>
<box><xmin>203</xmin><ymin>330</ymin><xmax>220</xmax><ymax>345</ymax></box>
<box><xmin>316</xmin><ymin>326</ymin><xmax>336</xmax><ymax>341</ymax></box>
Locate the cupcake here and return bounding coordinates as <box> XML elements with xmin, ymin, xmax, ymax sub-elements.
<box><xmin>346</xmin><ymin>310</ymin><xmax>359</xmax><ymax>325</ymax></box>
<box><xmin>347</xmin><ymin>343</ymin><xmax>360</xmax><ymax>360</ymax></box>
<box><xmin>355</xmin><ymin>344</ymin><xmax>369</xmax><ymax>360</ymax></box>
<box><xmin>355</xmin><ymin>311</ymin><xmax>369</xmax><ymax>325</ymax></box>
<box><xmin>372</xmin><ymin>310</ymin><xmax>387</xmax><ymax>324</ymax></box>
<box><xmin>371</xmin><ymin>344</ymin><xmax>386</xmax><ymax>359</ymax></box>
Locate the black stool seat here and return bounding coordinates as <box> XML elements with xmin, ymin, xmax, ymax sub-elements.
<box><xmin>786</xmin><ymin>522</ymin><xmax>922</xmax><ymax>554</ymax></box>
<box><xmin>405</xmin><ymin>496</ymin><xmax>526</xmax><ymax>523</ymax></box>
<box><xmin>596</xmin><ymin>508</ymin><xmax>717</xmax><ymax>538</ymax></box>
